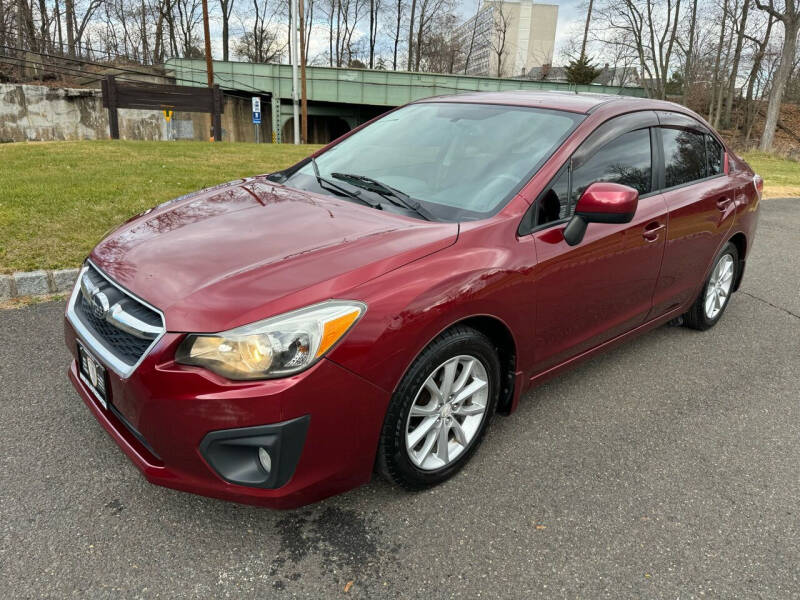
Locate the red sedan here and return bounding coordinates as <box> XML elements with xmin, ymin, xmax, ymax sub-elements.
<box><xmin>65</xmin><ymin>92</ymin><xmax>762</xmax><ymax>508</ymax></box>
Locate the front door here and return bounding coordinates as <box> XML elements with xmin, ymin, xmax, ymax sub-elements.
<box><xmin>526</xmin><ymin>124</ymin><xmax>668</xmax><ymax>373</ymax></box>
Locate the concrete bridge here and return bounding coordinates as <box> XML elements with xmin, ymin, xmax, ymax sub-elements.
<box><xmin>165</xmin><ymin>59</ymin><xmax>647</xmax><ymax>143</ymax></box>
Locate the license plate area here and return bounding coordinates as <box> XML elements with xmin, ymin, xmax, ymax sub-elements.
<box><xmin>77</xmin><ymin>342</ymin><xmax>109</xmax><ymax>409</ymax></box>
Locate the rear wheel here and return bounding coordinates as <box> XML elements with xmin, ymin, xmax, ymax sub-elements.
<box><xmin>377</xmin><ymin>326</ymin><xmax>500</xmax><ymax>490</ymax></box>
<box><xmin>684</xmin><ymin>241</ymin><xmax>739</xmax><ymax>330</ymax></box>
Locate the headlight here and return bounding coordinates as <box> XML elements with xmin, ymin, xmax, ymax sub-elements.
<box><xmin>175</xmin><ymin>300</ymin><xmax>366</xmax><ymax>380</ymax></box>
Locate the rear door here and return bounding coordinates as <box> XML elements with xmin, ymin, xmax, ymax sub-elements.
<box><xmin>648</xmin><ymin>113</ymin><xmax>736</xmax><ymax>318</ymax></box>
<box><xmin>524</xmin><ymin>112</ymin><xmax>669</xmax><ymax>373</ymax></box>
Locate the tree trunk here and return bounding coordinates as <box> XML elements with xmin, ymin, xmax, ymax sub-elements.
<box><xmin>708</xmin><ymin>0</ymin><xmax>728</xmax><ymax>122</ymax></box>
<box><xmin>464</xmin><ymin>0</ymin><xmax>480</xmax><ymax>74</ymax></box>
<box><xmin>723</xmin><ymin>0</ymin><xmax>750</xmax><ymax>128</ymax></box>
<box><xmin>713</xmin><ymin>0</ymin><xmax>736</xmax><ymax>128</ymax></box>
<box><xmin>392</xmin><ymin>0</ymin><xmax>400</xmax><ymax>69</ymax></box>
<box><xmin>683</xmin><ymin>0</ymin><xmax>698</xmax><ymax>105</ymax></box>
<box><xmin>221</xmin><ymin>0</ymin><xmax>232</xmax><ymax>61</ymax></box>
<box><xmin>369</xmin><ymin>0</ymin><xmax>374</xmax><ymax>67</ymax></box>
<box><xmin>760</xmin><ymin>17</ymin><xmax>799</xmax><ymax>150</ymax></box>
<box><xmin>743</xmin><ymin>16</ymin><xmax>773</xmax><ymax>142</ymax></box>
<box><xmin>414</xmin><ymin>2</ymin><xmax>425</xmax><ymax>71</ymax></box>
<box><xmin>65</xmin><ymin>0</ymin><xmax>75</xmax><ymax>56</ymax></box>
<box><xmin>141</xmin><ymin>0</ymin><xmax>149</xmax><ymax>63</ymax></box>
<box><xmin>16</xmin><ymin>0</ymin><xmax>25</xmax><ymax>78</ymax></box>
<box><xmin>328</xmin><ymin>0</ymin><xmax>333</xmax><ymax>66</ymax></box>
<box><xmin>55</xmin><ymin>0</ymin><xmax>63</xmax><ymax>53</ymax></box>
<box><xmin>407</xmin><ymin>0</ymin><xmax>416</xmax><ymax>70</ymax></box>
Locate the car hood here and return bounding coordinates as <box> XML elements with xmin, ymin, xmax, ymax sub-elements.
<box><xmin>90</xmin><ymin>177</ymin><xmax>458</xmax><ymax>332</ymax></box>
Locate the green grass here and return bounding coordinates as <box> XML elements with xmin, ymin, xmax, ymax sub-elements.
<box><xmin>741</xmin><ymin>151</ymin><xmax>800</xmax><ymax>199</ymax></box>
<box><xmin>0</xmin><ymin>140</ymin><xmax>320</xmax><ymax>273</ymax></box>
<box><xmin>0</xmin><ymin>142</ymin><xmax>795</xmax><ymax>273</ymax></box>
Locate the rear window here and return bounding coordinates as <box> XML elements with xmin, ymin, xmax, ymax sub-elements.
<box><xmin>662</xmin><ymin>128</ymin><xmax>707</xmax><ymax>188</ymax></box>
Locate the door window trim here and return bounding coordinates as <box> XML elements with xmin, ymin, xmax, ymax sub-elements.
<box><xmin>518</xmin><ymin>110</ymin><xmax>660</xmax><ymax>237</ymax></box>
<box><xmin>655</xmin><ymin>125</ymin><xmax>727</xmax><ymax>194</ymax></box>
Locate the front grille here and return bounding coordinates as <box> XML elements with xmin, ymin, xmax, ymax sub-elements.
<box><xmin>76</xmin><ymin>294</ymin><xmax>152</xmax><ymax>363</ymax></box>
<box><xmin>69</xmin><ymin>263</ymin><xmax>165</xmax><ymax>375</ymax></box>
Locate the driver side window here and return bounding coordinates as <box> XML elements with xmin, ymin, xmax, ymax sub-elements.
<box><xmin>534</xmin><ymin>128</ymin><xmax>653</xmax><ymax>228</ymax></box>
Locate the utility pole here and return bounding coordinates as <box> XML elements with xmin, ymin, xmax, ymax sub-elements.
<box><xmin>580</xmin><ymin>0</ymin><xmax>593</xmax><ymax>59</ymax></box>
<box><xmin>201</xmin><ymin>0</ymin><xmax>216</xmax><ymax>140</ymax></box>
<box><xmin>290</xmin><ymin>0</ymin><xmax>300</xmax><ymax>145</ymax></box>
<box><xmin>298</xmin><ymin>0</ymin><xmax>308</xmax><ymax>143</ymax></box>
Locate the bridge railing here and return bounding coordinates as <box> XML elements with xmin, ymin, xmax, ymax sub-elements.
<box><xmin>165</xmin><ymin>59</ymin><xmax>647</xmax><ymax>107</ymax></box>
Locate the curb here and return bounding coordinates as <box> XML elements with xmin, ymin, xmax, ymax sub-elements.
<box><xmin>0</xmin><ymin>268</ymin><xmax>79</xmax><ymax>301</ymax></box>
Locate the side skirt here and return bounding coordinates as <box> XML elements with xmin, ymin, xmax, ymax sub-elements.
<box><xmin>524</xmin><ymin>304</ymin><xmax>687</xmax><ymax>392</ymax></box>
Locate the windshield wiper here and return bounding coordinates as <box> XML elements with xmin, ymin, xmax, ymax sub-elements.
<box><xmin>310</xmin><ymin>158</ymin><xmax>382</xmax><ymax>209</ymax></box>
<box><xmin>331</xmin><ymin>172</ymin><xmax>436</xmax><ymax>221</ymax></box>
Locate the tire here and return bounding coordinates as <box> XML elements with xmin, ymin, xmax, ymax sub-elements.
<box><xmin>684</xmin><ymin>241</ymin><xmax>739</xmax><ymax>331</ymax></box>
<box><xmin>376</xmin><ymin>325</ymin><xmax>501</xmax><ymax>490</ymax></box>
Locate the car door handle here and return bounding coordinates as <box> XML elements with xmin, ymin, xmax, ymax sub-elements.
<box><xmin>642</xmin><ymin>222</ymin><xmax>665</xmax><ymax>242</ymax></box>
<box><xmin>716</xmin><ymin>197</ymin><xmax>732</xmax><ymax>210</ymax></box>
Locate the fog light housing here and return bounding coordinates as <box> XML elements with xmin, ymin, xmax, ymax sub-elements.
<box><xmin>258</xmin><ymin>447</ymin><xmax>272</xmax><ymax>474</ymax></box>
<box><xmin>199</xmin><ymin>416</ymin><xmax>310</xmax><ymax>489</ymax></box>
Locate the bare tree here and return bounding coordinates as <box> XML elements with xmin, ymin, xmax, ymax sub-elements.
<box><xmin>721</xmin><ymin>0</ymin><xmax>751</xmax><ymax>127</ymax></box>
<box><xmin>595</xmin><ymin>0</ymin><xmax>682</xmax><ymax>99</ymax></box>
<box><xmin>388</xmin><ymin>0</ymin><xmax>404</xmax><ymax>69</ymax></box>
<box><xmin>367</xmin><ymin>0</ymin><xmax>379</xmax><ymax>67</ymax></box>
<box><xmin>406</xmin><ymin>0</ymin><xmax>415</xmax><ymax>69</ymax></box>
<box><xmin>461</xmin><ymin>0</ymin><xmax>482</xmax><ymax>74</ymax></box>
<box><xmin>489</xmin><ymin>0</ymin><xmax>509</xmax><ymax>76</ymax></box>
<box><xmin>417</xmin><ymin>10</ymin><xmax>459</xmax><ymax>71</ymax></box>
<box><xmin>219</xmin><ymin>0</ymin><xmax>235</xmax><ymax>60</ymax></box>
<box><xmin>743</xmin><ymin>11</ymin><xmax>775</xmax><ymax>140</ymax></box>
<box><xmin>174</xmin><ymin>0</ymin><xmax>202</xmax><ymax>56</ymax></box>
<box><xmin>64</xmin><ymin>0</ymin><xmax>105</xmax><ymax>56</ymax></box>
<box><xmin>234</xmin><ymin>0</ymin><xmax>285</xmax><ymax>61</ymax></box>
<box><xmin>411</xmin><ymin>0</ymin><xmax>449</xmax><ymax>70</ymax></box>
<box><xmin>681</xmin><ymin>0</ymin><xmax>698</xmax><ymax>104</ymax></box>
<box><xmin>755</xmin><ymin>0</ymin><xmax>800</xmax><ymax>150</ymax></box>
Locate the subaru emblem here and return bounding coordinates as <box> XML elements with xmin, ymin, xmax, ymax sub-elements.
<box><xmin>91</xmin><ymin>291</ymin><xmax>110</xmax><ymax>320</ymax></box>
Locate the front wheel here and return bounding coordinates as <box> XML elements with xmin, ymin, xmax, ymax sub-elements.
<box><xmin>684</xmin><ymin>241</ymin><xmax>739</xmax><ymax>330</ymax></box>
<box><xmin>377</xmin><ymin>326</ymin><xmax>500</xmax><ymax>490</ymax></box>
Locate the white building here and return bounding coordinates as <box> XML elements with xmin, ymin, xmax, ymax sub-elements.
<box><xmin>454</xmin><ymin>1</ymin><xmax>558</xmax><ymax>78</ymax></box>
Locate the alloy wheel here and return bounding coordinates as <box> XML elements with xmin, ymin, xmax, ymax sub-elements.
<box><xmin>705</xmin><ymin>253</ymin><xmax>735</xmax><ymax>319</ymax></box>
<box><xmin>404</xmin><ymin>355</ymin><xmax>489</xmax><ymax>471</ymax></box>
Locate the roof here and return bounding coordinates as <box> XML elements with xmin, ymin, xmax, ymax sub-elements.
<box><xmin>417</xmin><ymin>90</ymin><xmax>691</xmax><ymax>115</ymax></box>
<box><xmin>420</xmin><ymin>90</ymin><xmax>659</xmax><ymax>115</ymax></box>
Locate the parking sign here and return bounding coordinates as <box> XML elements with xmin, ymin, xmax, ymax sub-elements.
<box><xmin>252</xmin><ymin>97</ymin><xmax>261</xmax><ymax>124</ymax></box>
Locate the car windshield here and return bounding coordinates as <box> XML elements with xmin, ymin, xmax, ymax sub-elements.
<box><xmin>281</xmin><ymin>102</ymin><xmax>582</xmax><ymax>221</ymax></box>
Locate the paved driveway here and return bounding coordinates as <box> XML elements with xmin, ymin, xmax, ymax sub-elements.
<box><xmin>1</xmin><ymin>199</ymin><xmax>798</xmax><ymax>599</ymax></box>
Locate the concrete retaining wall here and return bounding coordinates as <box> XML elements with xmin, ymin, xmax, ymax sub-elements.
<box><xmin>0</xmin><ymin>84</ymin><xmax>167</xmax><ymax>142</ymax></box>
<box><xmin>0</xmin><ymin>83</ymin><xmax>271</xmax><ymax>143</ymax></box>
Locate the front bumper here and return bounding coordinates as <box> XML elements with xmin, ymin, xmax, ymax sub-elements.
<box><xmin>65</xmin><ymin>318</ymin><xmax>390</xmax><ymax>509</ymax></box>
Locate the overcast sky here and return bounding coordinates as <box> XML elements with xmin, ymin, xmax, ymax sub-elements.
<box><xmin>211</xmin><ymin>0</ymin><xmax>589</xmax><ymax>66</ymax></box>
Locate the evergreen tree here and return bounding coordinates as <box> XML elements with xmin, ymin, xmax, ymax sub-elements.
<box><xmin>565</xmin><ymin>54</ymin><xmax>602</xmax><ymax>85</ymax></box>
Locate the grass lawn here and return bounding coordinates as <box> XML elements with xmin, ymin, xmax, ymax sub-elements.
<box><xmin>0</xmin><ymin>140</ymin><xmax>320</xmax><ymax>273</ymax></box>
<box><xmin>0</xmin><ymin>141</ymin><xmax>796</xmax><ymax>273</ymax></box>
<box><xmin>741</xmin><ymin>151</ymin><xmax>800</xmax><ymax>199</ymax></box>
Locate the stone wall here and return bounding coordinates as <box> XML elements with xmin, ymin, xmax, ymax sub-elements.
<box><xmin>0</xmin><ymin>84</ymin><xmax>166</xmax><ymax>142</ymax></box>
<box><xmin>0</xmin><ymin>83</ymin><xmax>270</xmax><ymax>143</ymax></box>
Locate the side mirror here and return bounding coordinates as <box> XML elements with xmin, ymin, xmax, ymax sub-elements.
<box><xmin>563</xmin><ymin>182</ymin><xmax>639</xmax><ymax>246</ymax></box>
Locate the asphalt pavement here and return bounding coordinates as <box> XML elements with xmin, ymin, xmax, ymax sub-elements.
<box><xmin>1</xmin><ymin>198</ymin><xmax>798</xmax><ymax>599</ymax></box>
